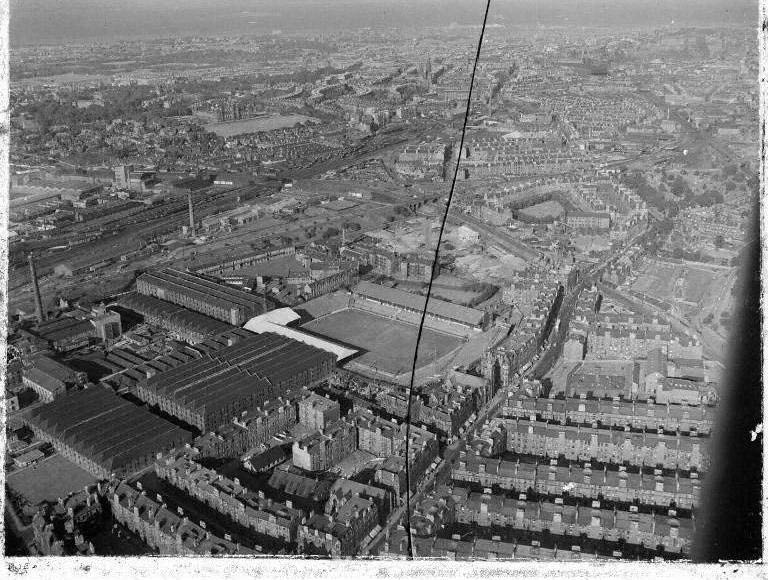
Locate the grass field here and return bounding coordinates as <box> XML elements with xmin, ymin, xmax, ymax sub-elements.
<box><xmin>7</xmin><ymin>454</ymin><xmax>96</xmax><ymax>505</ymax></box>
<box><xmin>632</xmin><ymin>264</ymin><xmax>678</xmax><ymax>299</ymax></box>
<box><xmin>301</xmin><ymin>308</ymin><xmax>463</xmax><ymax>374</ymax></box>
<box><xmin>683</xmin><ymin>268</ymin><xmax>720</xmax><ymax>304</ymax></box>
<box><xmin>632</xmin><ymin>261</ymin><xmax>719</xmax><ymax>305</ymax></box>
<box><xmin>205</xmin><ymin>114</ymin><xmax>316</xmax><ymax>137</ymax></box>
<box><xmin>518</xmin><ymin>200</ymin><xmax>564</xmax><ymax>219</ymax></box>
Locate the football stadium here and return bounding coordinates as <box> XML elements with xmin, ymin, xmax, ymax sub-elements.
<box><xmin>301</xmin><ymin>282</ymin><xmax>487</xmax><ymax>382</ymax></box>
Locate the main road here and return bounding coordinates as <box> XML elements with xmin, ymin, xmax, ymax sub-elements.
<box><xmin>359</xmin><ymin>374</ymin><xmax>517</xmax><ymax>557</ymax></box>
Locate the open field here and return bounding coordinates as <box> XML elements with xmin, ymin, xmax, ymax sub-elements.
<box><xmin>632</xmin><ymin>263</ymin><xmax>679</xmax><ymax>300</ymax></box>
<box><xmin>430</xmin><ymin>286</ymin><xmax>482</xmax><ymax>305</ymax></box>
<box><xmin>7</xmin><ymin>454</ymin><xmax>96</xmax><ymax>506</ymax></box>
<box><xmin>631</xmin><ymin>260</ymin><xmax>721</xmax><ymax>305</ymax></box>
<box><xmin>455</xmin><ymin>253</ymin><xmax>527</xmax><ymax>281</ymax></box>
<box><xmin>205</xmin><ymin>114</ymin><xmax>317</xmax><ymax>137</ymax></box>
<box><xmin>518</xmin><ymin>200</ymin><xmax>564</xmax><ymax>220</ymax></box>
<box><xmin>682</xmin><ymin>267</ymin><xmax>721</xmax><ymax>304</ymax></box>
<box><xmin>572</xmin><ymin>234</ymin><xmax>612</xmax><ymax>253</ymax></box>
<box><xmin>301</xmin><ymin>308</ymin><xmax>463</xmax><ymax>375</ymax></box>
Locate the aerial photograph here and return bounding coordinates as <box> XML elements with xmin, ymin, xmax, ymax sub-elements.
<box><xmin>2</xmin><ymin>0</ymin><xmax>761</xmax><ymax>569</ymax></box>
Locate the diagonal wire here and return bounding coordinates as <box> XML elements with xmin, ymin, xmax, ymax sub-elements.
<box><xmin>403</xmin><ymin>0</ymin><xmax>492</xmax><ymax>559</ymax></box>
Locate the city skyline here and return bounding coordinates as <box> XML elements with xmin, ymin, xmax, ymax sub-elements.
<box><xmin>10</xmin><ymin>0</ymin><xmax>757</xmax><ymax>46</ymax></box>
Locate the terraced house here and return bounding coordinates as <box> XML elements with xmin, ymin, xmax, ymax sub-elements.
<box><xmin>451</xmin><ymin>450</ymin><xmax>701</xmax><ymax>510</ymax></box>
<box><xmin>110</xmin><ymin>481</ymin><xmax>253</xmax><ymax>556</ymax></box>
<box><xmin>154</xmin><ymin>449</ymin><xmax>302</xmax><ymax>544</ymax></box>
<box><xmin>450</xmin><ymin>487</ymin><xmax>691</xmax><ymax>556</ymax></box>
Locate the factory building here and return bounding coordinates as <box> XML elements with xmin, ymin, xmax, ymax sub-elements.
<box><xmin>119</xmin><ymin>292</ymin><xmax>233</xmax><ymax>344</ymax></box>
<box><xmin>137</xmin><ymin>268</ymin><xmax>271</xmax><ymax>326</ymax></box>
<box><xmin>24</xmin><ymin>388</ymin><xmax>192</xmax><ymax>479</ymax></box>
<box><xmin>28</xmin><ymin>317</ymin><xmax>95</xmax><ymax>352</ymax></box>
<box><xmin>22</xmin><ymin>355</ymin><xmax>80</xmax><ymax>403</ymax></box>
<box><xmin>136</xmin><ymin>332</ymin><xmax>336</xmax><ymax>432</ymax></box>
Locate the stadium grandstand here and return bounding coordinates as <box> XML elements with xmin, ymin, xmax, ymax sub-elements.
<box><xmin>352</xmin><ymin>281</ymin><xmax>487</xmax><ymax>336</ymax></box>
<box><xmin>135</xmin><ymin>332</ymin><xmax>336</xmax><ymax>432</ymax></box>
<box><xmin>23</xmin><ymin>387</ymin><xmax>192</xmax><ymax>479</ymax></box>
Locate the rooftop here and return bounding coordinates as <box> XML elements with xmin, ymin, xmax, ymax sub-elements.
<box><xmin>354</xmin><ymin>281</ymin><xmax>485</xmax><ymax>326</ymax></box>
<box><xmin>140</xmin><ymin>332</ymin><xmax>336</xmax><ymax>416</ymax></box>
<box><xmin>25</xmin><ymin>388</ymin><xmax>192</xmax><ymax>475</ymax></box>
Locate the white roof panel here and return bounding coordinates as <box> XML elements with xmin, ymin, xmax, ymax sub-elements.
<box><xmin>243</xmin><ymin>317</ymin><xmax>357</xmax><ymax>362</ymax></box>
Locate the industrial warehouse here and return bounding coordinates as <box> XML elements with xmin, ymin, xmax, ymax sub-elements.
<box><xmin>135</xmin><ymin>332</ymin><xmax>337</xmax><ymax>432</ymax></box>
<box><xmin>136</xmin><ymin>268</ymin><xmax>272</xmax><ymax>326</ymax></box>
<box><xmin>117</xmin><ymin>292</ymin><xmax>234</xmax><ymax>344</ymax></box>
<box><xmin>23</xmin><ymin>387</ymin><xmax>192</xmax><ymax>479</ymax></box>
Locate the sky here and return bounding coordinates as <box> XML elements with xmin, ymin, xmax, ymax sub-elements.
<box><xmin>10</xmin><ymin>0</ymin><xmax>758</xmax><ymax>46</ymax></box>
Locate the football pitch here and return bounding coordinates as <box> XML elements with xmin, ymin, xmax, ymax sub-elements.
<box><xmin>302</xmin><ymin>308</ymin><xmax>463</xmax><ymax>375</ymax></box>
<box><xmin>632</xmin><ymin>261</ymin><xmax>720</xmax><ymax>305</ymax></box>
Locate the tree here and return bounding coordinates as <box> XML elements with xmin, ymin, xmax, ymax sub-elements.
<box><xmin>714</xmin><ymin>234</ymin><xmax>725</xmax><ymax>249</ymax></box>
<box><xmin>671</xmin><ymin>176</ymin><xmax>688</xmax><ymax>197</ymax></box>
<box><xmin>322</xmin><ymin>227</ymin><xmax>340</xmax><ymax>240</ymax></box>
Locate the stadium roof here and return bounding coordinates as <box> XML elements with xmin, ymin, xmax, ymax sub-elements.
<box><xmin>24</xmin><ymin>388</ymin><xmax>192</xmax><ymax>475</ymax></box>
<box><xmin>354</xmin><ymin>281</ymin><xmax>484</xmax><ymax>327</ymax></box>
<box><xmin>247</xmin><ymin>307</ymin><xmax>302</xmax><ymax>327</ymax></box>
<box><xmin>243</xmin><ymin>316</ymin><xmax>356</xmax><ymax>362</ymax></box>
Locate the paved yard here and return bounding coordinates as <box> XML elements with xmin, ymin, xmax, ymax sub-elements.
<box><xmin>7</xmin><ymin>454</ymin><xmax>96</xmax><ymax>506</ymax></box>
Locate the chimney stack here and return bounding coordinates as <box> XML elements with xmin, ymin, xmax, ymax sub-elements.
<box><xmin>29</xmin><ymin>253</ymin><xmax>45</xmax><ymax>323</ymax></box>
<box><xmin>187</xmin><ymin>191</ymin><xmax>196</xmax><ymax>236</ymax></box>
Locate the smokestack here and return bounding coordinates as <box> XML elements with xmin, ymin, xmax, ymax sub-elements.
<box><xmin>187</xmin><ymin>191</ymin><xmax>196</xmax><ymax>236</ymax></box>
<box><xmin>262</xmin><ymin>286</ymin><xmax>268</xmax><ymax>314</ymax></box>
<box><xmin>28</xmin><ymin>253</ymin><xmax>45</xmax><ymax>323</ymax></box>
